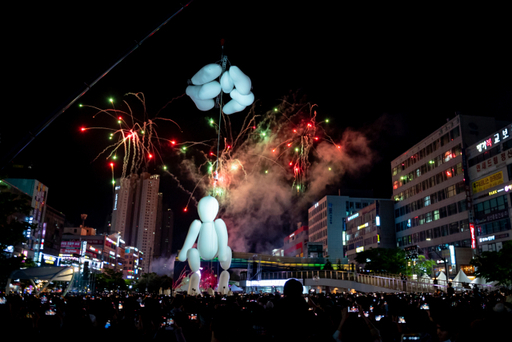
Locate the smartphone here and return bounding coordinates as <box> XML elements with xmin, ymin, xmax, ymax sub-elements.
<box><xmin>369</xmin><ymin>306</ymin><xmax>374</xmax><ymax>312</ymax></box>
<box><xmin>189</xmin><ymin>314</ymin><xmax>197</xmax><ymax>321</ymax></box>
<box><xmin>375</xmin><ymin>315</ymin><xmax>384</xmax><ymax>321</ymax></box>
<box><xmin>309</xmin><ymin>307</ymin><xmax>314</xmax><ymax>311</ymax></box>
<box><xmin>0</xmin><ymin>297</ymin><xmax>6</xmax><ymax>305</ymax></box>
<box><xmin>140</xmin><ymin>304</ymin><xmax>145</xmax><ymax>308</ymax></box>
<box><xmin>45</xmin><ymin>305</ymin><xmax>56</xmax><ymax>316</ymax></box>
<box><xmin>402</xmin><ymin>333</ymin><xmax>421</xmax><ymax>340</ymax></box>
<box><xmin>420</xmin><ymin>303</ymin><xmax>429</xmax><ymax>310</ymax></box>
<box><xmin>119</xmin><ymin>303</ymin><xmax>123</xmax><ymax>310</ymax></box>
<box><xmin>364</xmin><ymin>311</ymin><xmax>369</xmax><ymax>317</ymax></box>
<box><xmin>305</xmin><ymin>297</ymin><xmax>308</xmax><ymax>303</ymax></box>
<box><xmin>398</xmin><ymin>316</ymin><xmax>406</xmax><ymax>323</ymax></box>
<box><xmin>105</xmin><ymin>320</ymin><xmax>111</xmax><ymax>329</ymax></box>
<box><xmin>348</xmin><ymin>306</ymin><xmax>359</xmax><ymax>313</ymax></box>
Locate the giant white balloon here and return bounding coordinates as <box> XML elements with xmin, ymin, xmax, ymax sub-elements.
<box><xmin>229</xmin><ymin>66</ymin><xmax>252</xmax><ymax>95</ymax></box>
<box><xmin>223</xmin><ymin>99</ymin><xmax>246</xmax><ymax>115</ymax></box>
<box><xmin>186</xmin><ymin>85</ymin><xmax>215</xmax><ymax>111</ymax></box>
<box><xmin>230</xmin><ymin>89</ymin><xmax>255</xmax><ymax>107</ymax></box>
<box><xmin>220</xmin><ymin>70</ymin><xmax>234</xmax><ymax>93</ymax></box>
<box><xmin>198</xmin><ymin>81</ymin><xmax>221</xmax><ymax>100</ymax></box>
<box><xmin>178</xmin><ymin>196</ymin><xmax>233</xmax><ymax>295</ymax></box>
<box><xmin>191</xmin><ymin>64</ymin><xmax>223</xmax><ymax>85</ymax></box>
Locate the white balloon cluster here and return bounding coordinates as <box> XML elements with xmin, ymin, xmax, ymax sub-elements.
<box><xmin>186</xmin><ymin>64</ymin><xmax>254</xmax><ymax>115</ymax></box>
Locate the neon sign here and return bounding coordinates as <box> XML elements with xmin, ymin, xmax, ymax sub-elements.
<box><xmin>357</xmin><ymin>222</ymin><xmax>369</xmax><ymax>230</ymax></box>
<box><xmin>475</xmin><ymin>127</ymin><xmax>511</xmax><ymax>153</ymax></box>
<box><xmin>347</xmin><ymin>213</ymin><xmax>359</xmax><ymax>221</ymax></box>
<box><xmin>470</xmin><ymin>223</ymin><xmax>476</xmax><ymax>249</ymax></box>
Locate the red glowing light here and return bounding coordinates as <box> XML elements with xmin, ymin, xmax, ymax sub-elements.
<box><xmin>289</xmin><ymin>162</ymin><xmax>293</xmax><ymax>166</ymax></box>
<box><xmin>287</xmin><ymin>143</ymin><xmax>292</xmax><ymax>147</ymax></box>
<box><xmin>252</xmin><ymin>126</ymin><xmax>256</xmax><ymax>129</ymax></box>
<box><xmin>171</xmin><ymin>140</ymin><xmax>176</xmax><ymax>145</ymax></box>
<box><xmin>183</xmin><ymin>207</ymin><xmax>188</xmax><ymax>212</ymax></box>
<box><xmin>314</xmin><ymin>137</ymin><xmax>319</xmax><ymax>140</ymax></box>
<box><xmin>80</xmin><ymin>127</ymin><xmax>86</xmax><ymax>132</ymax></box>
<box><xmin>337</xmin><ymin>145</ymin><xmax>341</xmax><ymax>149</ymax></box>
<box><xmin>307</xmin><ymin>123</ymin><xmax>312</xmax><ymax>128</ymax></box>
<box><xmin>109</xmin><ymin>163</ymin><xmax>114</xmax><ymax>167</ymax></box>
<box><xmin>293</xmin><ymin>129</ymin><xmax>297</xmax><ymax>133</ymax></box>
<box><xmin>118</xmin><ymin>116</ymin><xmax>122</xmax><ymax>120</ymax></box>
<box><xmin>148</xmin><ymin>154</ymin><xmax>153</xmax><ymax>159</ymax></box>
<box><xmin>227</xmin><ymin>145</ymin><xmax>231</xmax><ymax>149</ymax></box>
<box><xmin>210</xmin><ymin>152</ymin><xmax>214</xmax><ymax>156</ymax></box>
<box><xmin>272</xmin><ymin>149</ymin><xmax>276</xmax><ymax>153</ymax></box>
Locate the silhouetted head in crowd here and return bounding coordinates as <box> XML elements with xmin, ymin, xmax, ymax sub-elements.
<box><xmin>283</xmin><ymin>279</ymin><xmax>303</xmax><ymax>298</ymax></box>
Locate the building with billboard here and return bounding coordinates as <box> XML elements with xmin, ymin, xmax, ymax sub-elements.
<box><xmin>466</xmin><ymin>122</ymin><xmax>512</xmax><ymax>254</ymax></box>
<box><xmin>3</xmin><ymin>178</ymin><xmax>49</xmax><ymax>264</ymax></box>
<box><xmin>391</xmin><ymin>115</ymin><xmax>507</xmax><ymax>276</ymax></box>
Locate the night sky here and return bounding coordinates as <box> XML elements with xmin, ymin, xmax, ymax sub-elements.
<box><xmin>3</xmin><ymin>1</ymin><xmax>511</xmax><ymax>252</ymax></box>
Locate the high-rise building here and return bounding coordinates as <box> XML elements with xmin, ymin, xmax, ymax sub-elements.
<box><xmin>391</xmin><ymin>115</ymin><xmax>505</xmax><ymax>276</ymax></box>
<box><xmin>42</xmin><ymin>205</ymin><xmax>65</xmax><ymax>259</ymax></box>
<box><xmin>466</xmin><ymin>122</ymin><xmax>512</xmax><ymax>255</ymax></box>
<box><xmin>3</xmin><ymin>178</ymin><xmax>49</xmax><ymax>264</ymax></box>
<box><xmin>308</xmin><ymin>195</ymin><xmax>377</xmax><ymax>263</ymax></box>
<box><xmin>110</xmin><ymin>172</ymin><xmax>160</xmax><ymax>274</ymax></box>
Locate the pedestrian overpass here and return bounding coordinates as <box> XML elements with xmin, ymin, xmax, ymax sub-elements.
<box><xmin>240</xmin><ymin>270</ymin><xmax>446</xmax><ymax>293</ymax></box>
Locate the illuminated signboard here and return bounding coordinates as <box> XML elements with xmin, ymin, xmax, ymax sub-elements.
<box><xmin>356</xmin><ymin>246</ymin><xmax>364</xmax><ymax>253</ymax></box>
<box><xmin>472</xmin><ymin>171</ymin><xmax>503</xmax><ymax>194</ymax></box>
<box><xmin>357</xmin><ymin>222</ymin><xmax>369</xmax><ymax>230</ymax></box>
<box><xmin>489</xmin><ymin>184</ymin><xmax>512</xmax><ymax>196</ymax></box>
<box><xmin>347</xmin><ymin>213</ymin><xmax>359</xmax><ymax>221</ymax></box>
<box><xmin>376</xmin><ymin>216</ymin><xmax>380</xmax><ymax>226</ymax></box>
<box><xmin>246</xmin><ymin>279</ymin><xmax>302</xmax><ymax>287</ymax></box>
<box><xmin>479</xmin><ymin>235</ymin><xmax>495</xmax><ymax>243</ymax></box>
<box><xmin>470</xmin><ymin>223</ymin><xmax>476</xmax><ymax>249</ymax></box>
<box><xmin>449</xmin><ymin>245</ymin><xmax>456</xmax><ymax>265</ymax></box>
<box><xmin>475</xmin><ymin>126</ymin><xmax>510</xmax><ymax>153</ymax></box>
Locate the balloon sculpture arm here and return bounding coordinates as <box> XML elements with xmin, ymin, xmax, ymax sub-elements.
<box><xmin>177</xmin><ymin>219</ymin><xmax>202</xmax><ymax>261</ymax></box>
<box><xmin>214</xmin><ymin>218</ymin><xmax>229</xmax><ymax>261</ymax></box>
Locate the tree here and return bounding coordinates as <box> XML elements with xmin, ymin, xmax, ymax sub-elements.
<box><xmin>354</xmin><ymin>248</ymin><xmax>407</xmax><ymax>274</ymax></box>
<box><xmin>409</xmin><ymin>255</ymin><xmax>437</xmax><ymax>277</ymax></box>
<box><xmin>95</xmin><ymin>268</ymin><xmax>127</xmax><ymax>291</ymax></box>
<box><xmin>470</xmin><ymin>241</ymin><xmax>512</xmax><ymax>287</ymax></box>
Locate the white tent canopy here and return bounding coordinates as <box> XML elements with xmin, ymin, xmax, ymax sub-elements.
<box><xmin>453</xmin><ymin>269</ymin><xmax>471</xmax><ymax>287</ymax></box>
<box><xmin>6</xmin><ymin>266</ymin><xmax>75</xmax><ymax>295</ymax></box>
<box><xmin>436</xmin><ymin>271</ymin><xmax>447</xmax><ymax>285</ymax></box>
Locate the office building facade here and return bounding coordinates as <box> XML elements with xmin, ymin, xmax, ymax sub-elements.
<box><xmin>345</xmin><ymin>199</ymin><xmax>395</xmax><ymax>264</ymax></box>
<box><xmin>391</xmin><ymin>115</ymin><xmax>503</xmax><ymax>275</ymax></box>
<box><xmin>308</xmin><ymin>195</ymin><xmax>376</xmax><ymax>263</ymax></box>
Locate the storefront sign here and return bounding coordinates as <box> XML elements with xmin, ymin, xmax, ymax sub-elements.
<box><xmin>472</xmin><ymin>171</ymin><xmax>503</xmax><ymax>194</ymax></box>
<box><xmin>476</xmin><ymin>150</ymin><xmax>512</xmax><ymax>173</ymax></box>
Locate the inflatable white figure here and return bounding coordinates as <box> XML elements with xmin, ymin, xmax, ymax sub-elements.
<box><xmin>178</xmin><ymin>196</ymin><xmax>232</xmax><ymax>295</ymax></box>
<box><xmin>186</xmin><ymin>63</ymin><xmax>254</xmax><ymax>115</ymax></box>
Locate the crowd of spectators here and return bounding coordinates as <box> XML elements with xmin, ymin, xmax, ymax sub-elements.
<box><xmin>1</xmin><ymin>280</ymin><xmax>511</xmax><ymax>341</ymax></box>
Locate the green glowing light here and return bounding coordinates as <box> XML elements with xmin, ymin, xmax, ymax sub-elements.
<box><xmin>79</xmin><ymin>104</ymin><xmax>83</xmax><ymax>107</ymax></box>
<box><xmin>109</xmin><ymin>137</ymin><xmax>112</xmax><ymax>140</ymax></box>
<box><xmin>325</xmin><ymin>119</ymin><xmax>329</xmax><ymax>123</ymax></box>
<box><xmin>274</xmin><ymin>108</ymin><xmax>278</xmax><ymax>112</ymax></box>
<box><xmin>117</xmin><ymin>120</ymin><xmax>121</xmax><ymax>124</ymax></box>
<box><xmin>182</xmin><ymin>146</ymin><xmax>187</xmax><ymax>151</ymax></box>
<box><xmin>113</xmin><ymin>156</ymin><xmax>117</xmax><ymax>160</ymax></box>
<box><xmin>111</xmin><ymin>180</ymin><xmax>115</xmax><ymax>184</ymax></box>
<box><xmin>140</xmin><ymin>130</ymin><xmax>145</xmax><ymax>134</ymax></box>
<box><xmin>265</xmin><ymin>170</ymin><xmax>268</xmax><ymax>174</ymax></box>
<box><xmin>328</xmin><ymin>167</ymin><xmax>332</xmax><ymax>171</ymax></box>
<box><xmin>261</xmin><ymin>132</ymin><xmax>266</xmax><ymax>137</ymax></box>
<box><xmin>296</xmin><ymin>185</ymin><xmax>300</xmax><ymax>190</ymax></box>
<box><xmin>109</xmin><ymin>98</ymin><xmax>114</xmax><ymax>103</ymax></box>
<box><xmin>163</xmin><ymin>166</ymin><xmax>167</xmax><ymax>170</ymax></box>
<box><xmin>295</xmin><ymin>147</ymin><xmax>299</xmax><ymax>152</ymax></box>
